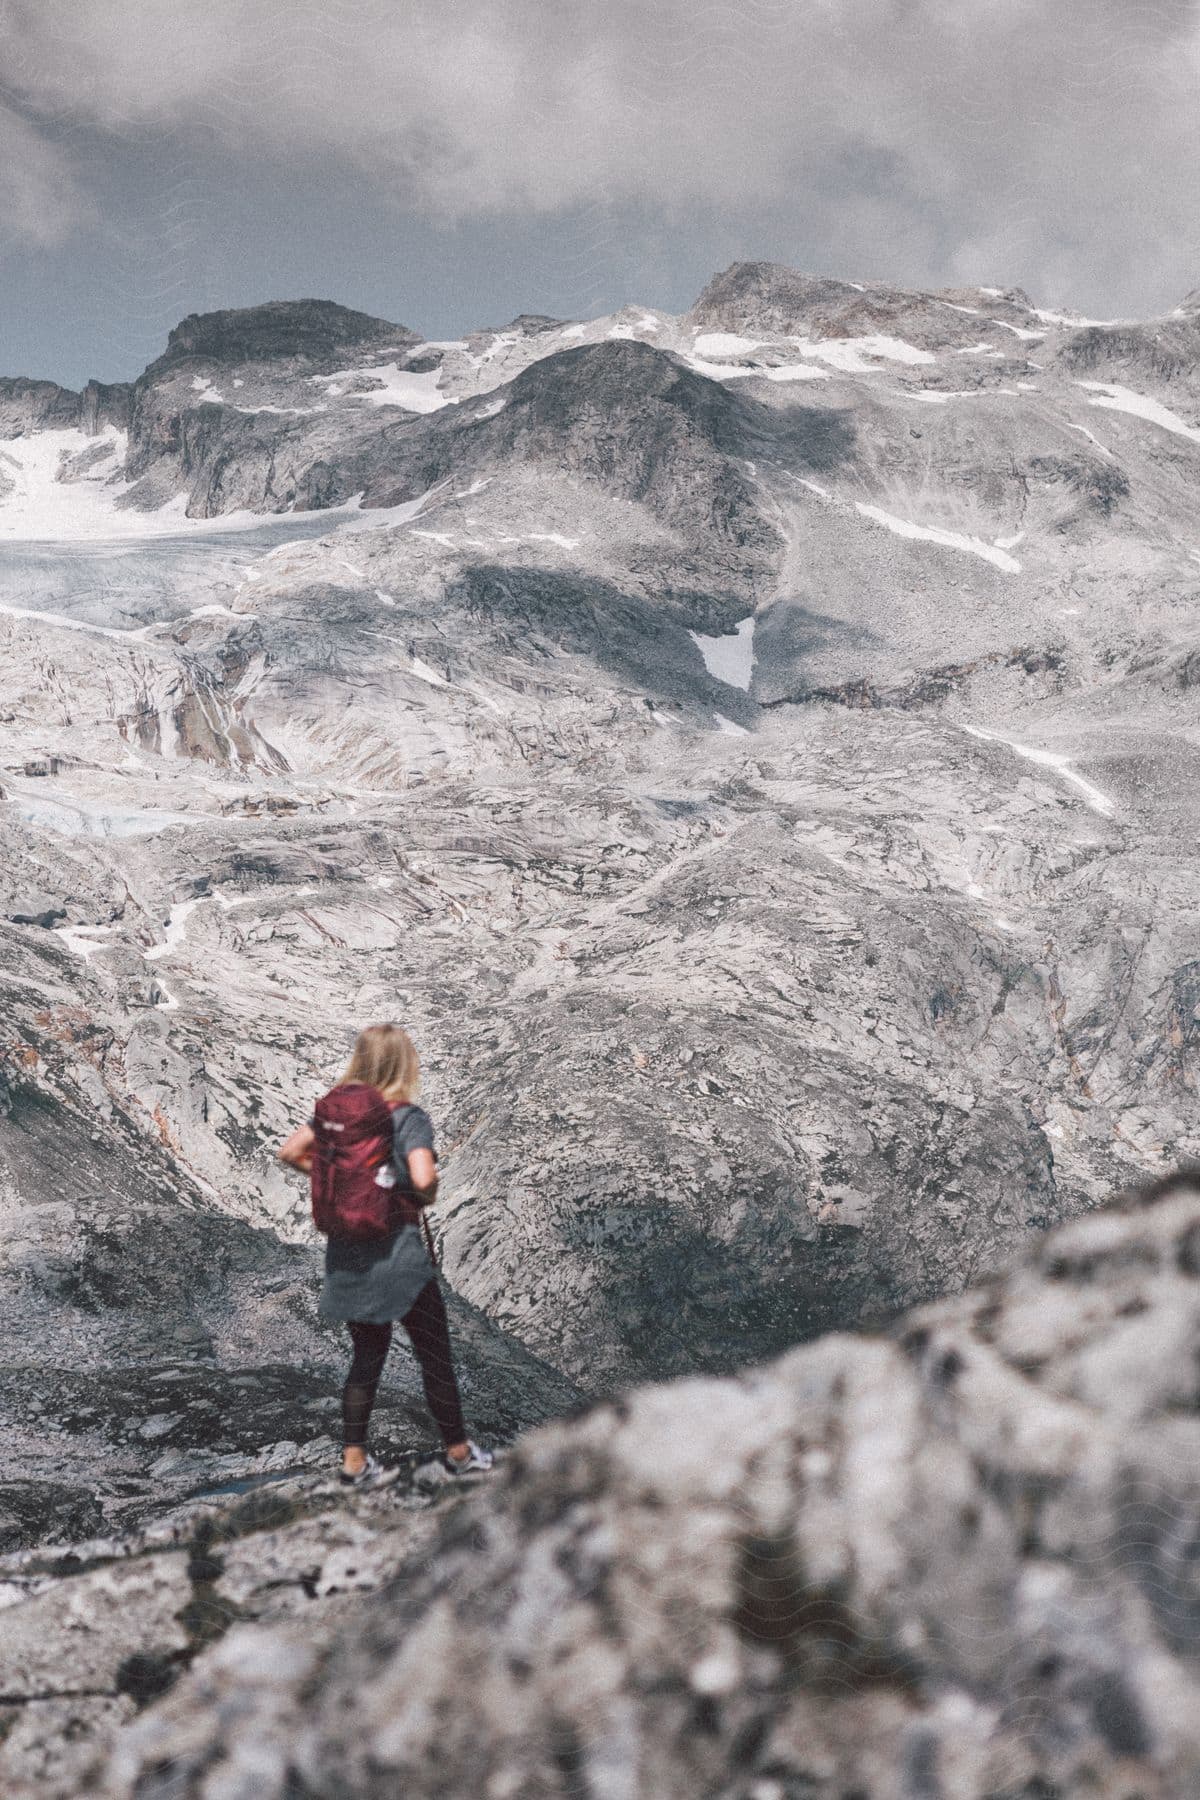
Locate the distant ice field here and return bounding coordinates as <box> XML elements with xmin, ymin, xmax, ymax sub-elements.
<box><xmin>0</xmin><ymin>515</ymin><xmax>342</xmax><ymax>630</ymax></box>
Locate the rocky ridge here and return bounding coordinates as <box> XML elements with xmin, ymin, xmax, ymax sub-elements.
<box><xmin>2</xmin><ymin>1175</ymin><xmax>1199</xmax><ymax>1796</ymax></box>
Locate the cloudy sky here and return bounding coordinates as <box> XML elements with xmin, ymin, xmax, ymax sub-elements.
<box><xmin>2</xmin><ymin>0</ymin><xmax>1199</xmax><ymax>386</ymax></box>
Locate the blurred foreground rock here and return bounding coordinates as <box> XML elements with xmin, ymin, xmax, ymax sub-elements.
<box><xmin>1</xmin><ymin>1175</ymin><xmax>1198</xmax><ymax>1797</ymax></box>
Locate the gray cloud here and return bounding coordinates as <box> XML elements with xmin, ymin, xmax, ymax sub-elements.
<box><xmin>1</xmin><ymin>0</ymin><xmax>1199</xmax><ymax>313</ymax></box>
<box><xmin>0</xmin><ymin>100</ymin><xmax>81</xmax><ymax>242</ymax></box>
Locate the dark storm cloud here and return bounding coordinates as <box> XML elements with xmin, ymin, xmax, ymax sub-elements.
<box><xmin>1</xmin><ymin>0</ymin><xmax>1198</xmax><ymax>317</ymax></box>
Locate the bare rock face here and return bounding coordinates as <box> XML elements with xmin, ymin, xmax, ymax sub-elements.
<box><xmin>356</xmin><ymin>338</ymin><xmax>828</xmax><ymax>598</ymax></box>
<box><xmin>116</xmin><ymin>299</ymin><xmax>423</xmax><ymax>515</ymax></box>
<box><xmin>1</xmin><ymin>264</ymin><xmax>1200</xmax><ymax>1773</ymax></box>
<box><xmin>0</xmin><ymin>377</ymin><xmax>83</xmax><ymax>435</ymax></box>
<box><xmin>0</xmin><ymin>1175</ymin><xmax>1191</xmax><ymax>1797</ymax></box>
<box><xmin>0</xmin><ymin>375</ymin><xmax>131</xmax><ymax>438</ymax></box>
<box><xmin>150</xmin><ymin>299</ymin><xmax>414</xmax><ymax>371</ymax></box>
<box><xmin>1055</xmin><ymin>318</ymin><xmax>1200</xmax><ymax>389</ymax></box>
<box><xmin>686</xmin><ymin>259</ymin><xmax>1038</xmax><ymax>353</ymax></box>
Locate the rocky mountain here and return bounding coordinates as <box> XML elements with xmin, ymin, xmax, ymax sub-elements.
<box><xmin>4</xmin><ymin>1171</ymin><xmax>1200</xmax><ymax>1797</ymax></box>
<box><xmin>1</xmin><ymin>260</ymin><xmax>1199</xmax><ymax>1571</ymax></box>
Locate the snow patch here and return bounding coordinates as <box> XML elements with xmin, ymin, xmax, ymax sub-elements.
<box><xmin>1078</xmin><ymin>382</ymin><xmax>1200</xmax><ymax>445</ymax></box>
<box><xmin>477</xmin><ymin>332</ymin><xmax>519</xmax><ymax>364</ymax></box>
<box><xmin>409</xmin><ymin>656</ymin><xmax>449</xmax><ymax>688</ymax></box>
<box><xmin>919</xmin><ymin>386</ymin><xmax>1011</xmax><ymax>401</ymax></box>
<box><xmin>230</xmin><ymin>402</ymin><xmax>324</xmax><ymax>416</ymax></box>
<box><xmin>0</xmin><ymin>428</ymin><xmax>383</xmax><ymax>544</ymax></box>
<box><xmin>963</xmin><ymin>725</ymin><xmax>1114</xmax><ymax>817</ymax></box>
<box><xmin>0</xmin><ymin>429</ymin><xmax>130</xmax><ymax>541</ymax></box>
<box><xmin>184</xmin><ymin>603</ymin><xmax>251</xmax><ymax>622</ymax></box>
<box><xmin>690</xmin><ymin>617</ymin><xmax>756</xmax><ymax>691</ymax></box>
<box><xmin>311</xmin><ymin>363</ymin><xmax>454</xmax><ymax>414</ymax></box>
<box><xmin>794</xmin><ymin>334</ymin><xmax>936</xmax><ymax>371</ymax></box>
<box><xmin>144</xmin><ymin>899</ymin><xmax>203</xmax><ymax>961</ymax></box>
<box><xmin>1034</xmin><ymin>307</ymin><xmax>1120</xmax><ymax>328</ymax></box>
<box><xmin>692</xmin><ymin>332</ymin><xmax>763</xmax><ymax>359</ymax></box>
<box><xmin>685</xmin><ymin>355</ymin><xmax>827</xmax><ymax>384</ymax></box>
<box><xmin>713</xmin><ymin>712</ymin><xmax>750</xmax><ymax>736</ymax></box>
<box><xmin>340</xmin><ymin>483</ymin><xmax>453</xmax><ymax>535</ymax></box>
<box><xmin>683</xmin><ymin>356</ymin><xmax>761</xmax><ymax>382</ymax></box>
<box><xmin>54</xmin><ymin>923</ymin><xmax>114</xmax><ymax>961</ymax></box>
<box><xmin>1066</xmin><ymin>422</ymin><xmax>1114</xmax><ymax>459</ymax></box>
<box><xmin>855</xmin><ymin>504</ymin><xmax>1022</xmax><ymax>572</ymax></box>
<box><xmin>606</xmin><ymin>311</ymin><xmax>665</xmax><ymax>340</ymax></box>
<box><xmin>763</xmin><ymin>363</ymin><xmax>828</xmax><ymax>383</ymax></box>
<box><xmin>0</xmin><ymin>598</ymin><xmax>151</xmax><ymax>642</ymax></box>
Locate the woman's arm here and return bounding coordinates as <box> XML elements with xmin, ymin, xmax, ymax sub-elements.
<box><xmin>279</xmin><ymin>1122</ymin><xmax>315</xmax><ymax>1173</ymax></box>
<box><xmin>407</xmin><ymin>1147</ymin><xmax>438</xmax><ymax>1204</ymax></box>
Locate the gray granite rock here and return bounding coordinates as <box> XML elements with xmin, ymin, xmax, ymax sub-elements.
<box><xmin>7</xmin><ymin>1173</ymin><xmax>1183</xmax><ymax>1798</ymax></box>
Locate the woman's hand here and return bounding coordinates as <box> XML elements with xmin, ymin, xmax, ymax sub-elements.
<box><xmin>279</xmin><ymin>1122</ymin><xmax>315</xmax><ymax>1173</ymax></box>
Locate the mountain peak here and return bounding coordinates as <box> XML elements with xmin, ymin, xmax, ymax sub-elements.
<box><xmin>689</xmin><ymin>261</ymin><xmax>870</xmax><ymax>327</ymax></box>
<box><xmin>687</xmin><ymin>260</ymin><xmax>1045</xmax><ymax>351</ymax></box>
<box><xmin>149</xmin><ymin>299</ymin><xmax>415</xmax><ymax>372</ymax></box>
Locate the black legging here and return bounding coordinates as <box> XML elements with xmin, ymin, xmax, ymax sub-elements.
<box><xmin>342</xmin><ymin>1278</ymin><xmax>466</xmax><ymax>1450</ymax></box>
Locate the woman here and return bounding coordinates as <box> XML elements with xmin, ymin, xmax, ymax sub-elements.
<box><xmin>279</xmin><ymin>1022</ymin><xmax>493</xmax><ymax>1486</ymax></box>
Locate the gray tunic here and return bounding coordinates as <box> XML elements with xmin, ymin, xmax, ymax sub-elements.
<box><xmin>318</xmin><ymin>1104</ymin><xmax>436</xmax><ymax>1324</ymax></box>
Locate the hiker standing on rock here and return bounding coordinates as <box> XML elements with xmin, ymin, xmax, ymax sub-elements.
<box><xmin>279</xmin><ymin>1022</ymin><xmax>493</xmax><ymax>1486</ymax></box>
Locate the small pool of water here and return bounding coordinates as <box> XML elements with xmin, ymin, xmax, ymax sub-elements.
<box><xmin>187</xmin><ymin>1466</ymin><xmax>308</xmax><ymax>1500</ymax></box>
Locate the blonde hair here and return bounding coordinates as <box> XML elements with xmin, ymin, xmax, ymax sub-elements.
<box><xmin>339</xmin><ymin>1023</ymin><xmax>421</xmax><ymax>1104</ymax></box>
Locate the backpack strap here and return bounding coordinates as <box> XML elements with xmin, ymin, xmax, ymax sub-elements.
<box><xmin>390</xmin><ymin>1102</ymin><xmax>414</xmax><ymax>1178</ymax></box>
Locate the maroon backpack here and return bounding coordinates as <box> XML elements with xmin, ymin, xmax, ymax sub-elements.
<box><xmin>310</xmin><ymin>1082</ymin><xmax>400</xmax><ymax>1240</ymax></box>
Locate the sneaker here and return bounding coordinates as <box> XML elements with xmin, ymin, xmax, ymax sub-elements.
<box><xmin>442</xmin><ymin>1440</ymin><xmax>494</xmax><ymax>1477</ymax></box>
<box><xmin>339</xmin><ymin>1454</ymin><xmax>397</xmax><ymax>1490</ymax></box>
